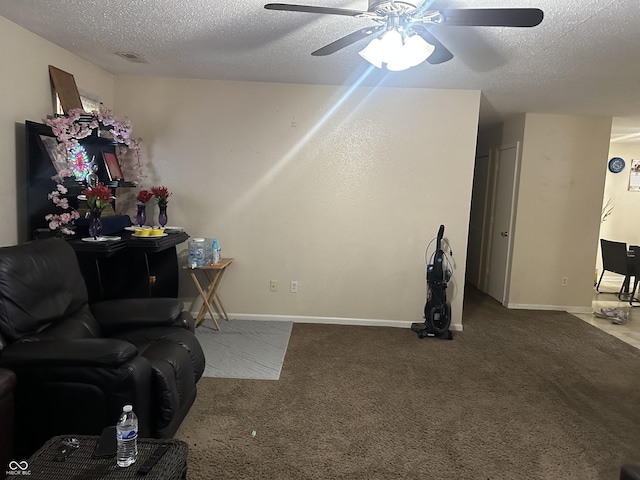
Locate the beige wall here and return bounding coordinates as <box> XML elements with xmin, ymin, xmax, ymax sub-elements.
<box><xmin>475</xmin><ymin>113</ymin><xmax>612</xmax><ymax>311</ymax></box>
<box><xmin>114</xmin><ymin>76</ymin><xmax>481</xmax><ymax>327</ymax></box>
<box><xmin>599</xmin><ymin>143</ymin><xmax>640</xmax><ymax>246</ymax></box>
<box><xmin>0</xmin><ymin>16</ymin><xmax>114</xmax><ymax>246</ymax></box>
<box><xmin>510</xmin><ymin>113</ymin><xmax>611</xmax><ymax>309</ymax></box>
<box><xmin>2</xmin><ymin>15</ymin><xmax>481</xmax><ymax>327</ymax></box>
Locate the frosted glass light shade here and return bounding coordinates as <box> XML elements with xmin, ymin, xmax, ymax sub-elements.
<box><xmin>378</xmin><ymin>30</ymin><xmax>402</xmax><ymax>64</ymax></box>
<box><xmin>358</xmin><ymin>38</ymin><xmax>385</xmax><ymax>68</ymax></box>
<box><xmin>360</xmin><ymin>29</ymin><xmax>436</xmax><ymax>71</ymax></box>
<box><xmin>386</xmin><ymin>34</ymin><xmax>436</xmax><ymax>71</ymax></box>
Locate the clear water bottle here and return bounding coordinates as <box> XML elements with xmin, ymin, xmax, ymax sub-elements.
<box><xmin>116</xmin><ymin>404</ymin><xmax>138</xmax><ymax>467</ymax></box>
<box><xmin>212</xmin><ymin>238</ymin><xmax>221</xmax><ymax>265</ymax></box>
<box><xmin>188</xmin><ymin>238</ymin><xmax>206</xmax><ymax>268</ymax></box>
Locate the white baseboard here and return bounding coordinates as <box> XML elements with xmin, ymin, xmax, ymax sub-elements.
<box><xmin>191</xmin><ymin>310</ymin><xmax>463</xmax><ymax>332</ymax></box>
<box><xmin>507</xmin><ymin>303</ymin><xmax>593</xmax><ymax>314</ymax></box>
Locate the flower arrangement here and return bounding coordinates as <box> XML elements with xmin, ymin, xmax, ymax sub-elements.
<box><xmin>82</xmin><ymin>183</ymin><xmax>113</xmax><ymax>211</ymax></box>
<box><xmin>136</xmin><ymin>189</ymin><xmax>153</xmax><ymax>204</ymax></box>
<box><xmin>47</xmin><ymin>105</ymin><xmax>143</xmax><ymax>176</ymax></box>
<box><xmin>45</xmin><ymin>180</ymin><xmax>81</xmax><ymax>235</ymax></box>
<box><xmin>151</xmin><ymin>186</ymin><xmax>171</xmax><ymax>206</ymax></box>
<box><xmin>44</xmin><ymin>104</ymin><xmax>147</xmax><ymax>234</ymax></box>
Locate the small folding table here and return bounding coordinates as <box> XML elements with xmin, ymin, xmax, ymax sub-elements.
<box><xmin>184</xmin><ymin>258</ymin><xmax>233</xmax><ymax>330</ymax></box>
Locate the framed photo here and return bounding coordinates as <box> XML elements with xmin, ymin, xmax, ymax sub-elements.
<box><xmin>48</xmin><ymin>65</ymin><xmax>83</xmax><ymax>114</ymax></box>
<box><xmin>38</xmin><ymin>134</ymin><xmax>68</xmax><ymax>175</ymax></box>
<box><xmin>629</xmin><ymin>159</ymin><xmax>640</xmax><ymax>192</ymax></box>
<box><xmin>102</xmin><ymin>151</ymin><xmax>124</xmax><ymax>181</ymax></box>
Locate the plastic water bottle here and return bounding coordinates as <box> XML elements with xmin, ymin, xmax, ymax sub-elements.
<box><xmin>116</xmin><ymin>404</ymin><xmax>138</xmax><ymax>467</ymax></box>
<box><xmin>212</xmin><ymin>238</ymin><xmax>221</xmax><ymax>265</ymax></box>
<box><xmin>188</xmin><ymin>238</ymin><xmax>206</xmax><ymax>268</ymax></box>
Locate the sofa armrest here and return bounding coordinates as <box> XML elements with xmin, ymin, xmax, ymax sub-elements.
<box><xmin>0</xmin><ymin>339</ymin><xmax>137</xmax><ymax>368</ymax></box>
<box><xmin>0</xmin><ymin>368</ymin><xmax>16</xmax><ymax>396</ymax></box>
<box><xmin>91</xmin><ymin>298</ymin><xmax>184</xmax><ymax>334</ymax></box>
<box><xmin>0</xmin><ymin>368</ymin><xmax>16</xmax><ymax>471</ymax></box>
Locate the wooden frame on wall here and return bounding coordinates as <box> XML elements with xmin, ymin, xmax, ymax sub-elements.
<box><xmin>48</xmin><ymin>65</ymin><xmax>83</xmax><ymax>114</ymax></box>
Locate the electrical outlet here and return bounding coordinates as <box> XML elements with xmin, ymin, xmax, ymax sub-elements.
<box><xmin>270</xmin><ymin>280</ymin><xmax>278</xmax><ymax>292</ymax></box>
<box><xmin>561</xmin><ymin>277</ymin><xmax>568</xmax><ymax>287</ymax></box>
<box><xmin>290</xmin><ymin>280</ymin><xmax>298</xmax><ymax>293</ymax></box>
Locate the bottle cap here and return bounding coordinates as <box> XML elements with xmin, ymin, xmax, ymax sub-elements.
<box><xmin>123</xmin><ymin>405</ymin><xmax>133</xmax><ymax>412</ymax></box>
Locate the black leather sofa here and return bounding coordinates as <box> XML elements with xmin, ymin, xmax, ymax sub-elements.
<box><xmin>0</xmin><ymin>367</ymin><xmax>16</xmax><ymax>470</ymax></box>
<box><xmin>0</xmin><ymin>238</ymin><xmax>205</xmax><ymax>458</ymax></box>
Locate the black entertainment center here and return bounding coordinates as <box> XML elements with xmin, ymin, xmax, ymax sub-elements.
<box><xmin>24</xmin><ymin>120</ymin><xmax>188</xmax><ymax>302</ymax></box>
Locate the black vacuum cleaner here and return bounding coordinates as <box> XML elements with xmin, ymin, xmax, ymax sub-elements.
<box><xmin>411</xmin><ymin>224</ymin><xmax>453</xmax><ymax>340</ymax></box>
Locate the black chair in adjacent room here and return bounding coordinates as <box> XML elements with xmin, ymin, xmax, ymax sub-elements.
<box><xmin>628</xmin><ymin>245</ymin><xmax>640</xmax><ymax>306</ymax></box>
<box><xmin>596</xmin><ymin>239</ymin><xmax>634</xmax><ymax>300</ymax></box>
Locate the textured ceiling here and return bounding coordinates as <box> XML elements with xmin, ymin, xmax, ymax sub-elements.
<box><xmin>2</xmin><ymin>0</ymin><xmax>640</xmax><ymax>137</ymax></box>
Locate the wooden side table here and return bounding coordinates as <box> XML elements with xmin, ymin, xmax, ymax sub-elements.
<box><xmin>183</xmin><ymin>258</ymin><xmax>233</xmax><ymax>330</ymax></box>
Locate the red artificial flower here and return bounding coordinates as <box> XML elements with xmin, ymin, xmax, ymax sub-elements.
<box><xmin>82</xmin><ymin>183</ymin><xmax>113</xmax><ymax>210</ymax></box>
<box><xmin>136</xmin><ymin>189</ymin><xmax>153</xmax><ymax>203</ymax></box>
<box><xmin>151</xmin><ymin>186</ymin><xmax>171</xmax><ymax>206</ymax></box>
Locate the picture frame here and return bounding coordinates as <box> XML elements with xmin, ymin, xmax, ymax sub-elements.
<box><xmin>38</xmin><ymin>134</ymin><xmax>68</xmax><ymax>175</ymax></box>
<box><xmin>102</xmin><ymin>151</ymin><xmax>124</xmax><ymax>181</ymax></box>
<box><xmin>48</xmin><ymin>65</ymin><xmax>83</xmax><ymax>114</ymax></box>
<box><xmin>629</xmin><ymin>159</ymin><xmax>640</xmax><ymax>192</ymax></box>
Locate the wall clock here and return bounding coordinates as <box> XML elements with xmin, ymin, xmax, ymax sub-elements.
<box><xmin>608</xmin><ymin>157</ymin><xmax>625</xmax><ymax>173</ymax></box>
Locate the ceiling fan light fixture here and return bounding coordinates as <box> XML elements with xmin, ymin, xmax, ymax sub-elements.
<box><xmin>378</xmin><ymin>29</ymin><xmax>403</xmax><ymax>63</ymax></box>
<box><xmin>387</xmin><ymin>33</ymin><xmax>435</xmax><ymax>70</ymax></box>
<box><xmin>360</xmin><ymin>29</ymin><xmax>435</xmax><ymax>71</ymax></box>
<box><xmin>358</xmin><ymin>37</ymin><xmax>385</xmax><ymax>68</ymax></box>
<box><xmin>359</xmin><ymin>29</ymin><xmax>405</xmax><ymax>68</ymax></box>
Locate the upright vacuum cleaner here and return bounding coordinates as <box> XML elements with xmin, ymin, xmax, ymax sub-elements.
<box><xmin>411</xmin><ymin>224</ymin><xmax>453</xmax><ymax>340</ymax></box>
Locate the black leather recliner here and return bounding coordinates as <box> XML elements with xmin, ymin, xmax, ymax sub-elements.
<box><xmin>0</xmin><ymin>238</ymin><xmax>205</xmax><ymax>458</ymax></box>
<box><xmin>0</xmin><ymin>368</ymin><xmax>16</xmax><ymax>471</ymax></box>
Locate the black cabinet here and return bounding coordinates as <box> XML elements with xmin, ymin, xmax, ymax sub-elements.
<box><xmin>70</xmin><ymin>231</ymin><xmax>189</xmax><ymax>302</ymax></box>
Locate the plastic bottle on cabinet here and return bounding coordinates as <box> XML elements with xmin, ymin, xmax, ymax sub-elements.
<box><xmin>212</xmin><ymin>238</ymin><xmax>221</xmax><ymax>265</ymax></box>
<box><xmin>116</xmin><ymin>404</ymin><xmax>138</xmax><ymax>467</ymax></box>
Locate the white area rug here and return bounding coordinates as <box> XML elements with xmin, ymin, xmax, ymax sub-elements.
<box><xmin>194</xmin><ymin>319</ymin><xmax>293</xmax><ymax>380</ymax></box>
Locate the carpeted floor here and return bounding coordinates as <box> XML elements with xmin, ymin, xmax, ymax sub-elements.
<box><xmin>194</xmin><ymin>319</ymin><xmax>292</xmax><ymax>380</ymax></box>
<box><xmin>175</xmin><ymin>287</ymin><xmax>640</xmax><ymax>479</ymax></box>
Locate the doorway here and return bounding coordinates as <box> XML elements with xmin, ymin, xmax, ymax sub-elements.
<box><xmin>471</xmin><ymin>142</ymin><xmax>520</xmax><ymax>305</ymax></box>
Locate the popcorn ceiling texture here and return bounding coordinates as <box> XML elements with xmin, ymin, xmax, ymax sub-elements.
<box><xmin>1</xmin><ymin>0</ymin><xmax>639</xmax><ymax>130</ymax></box>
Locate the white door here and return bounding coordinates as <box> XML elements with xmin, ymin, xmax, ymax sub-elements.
<box><xmin>486</xmin><ymin>143</ymin><xmax>519</xmax><ymax>304</ymax></box>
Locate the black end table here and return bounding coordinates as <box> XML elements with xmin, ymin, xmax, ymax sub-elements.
<box><xmin>8</xmin><ymin>435</ymin><xmax>188</xmax><ymax>480</ymax></box>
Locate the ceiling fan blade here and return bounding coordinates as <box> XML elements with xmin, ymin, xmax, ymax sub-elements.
<box><xmin>412</xmin><ymin>27</ymin><xmax>453</xmax><ymax>65</ymax></box>
<box><xmin>311</xmin><ymin>26</ymin><xmax>383</xmax><ymax>56</ymax></box>
<box><xmin>264</xmin><ymin>3</ymin><xmax>368</xmax><ymax>17</ymax></box>
<box><xmin>438</xmin><ymin>8</ymin><xmax>544</xmax><ymax>27</ymax></box>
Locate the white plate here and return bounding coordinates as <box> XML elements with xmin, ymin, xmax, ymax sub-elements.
<box><xmin>164</xmin><ymin>226</ymin><xmax>184</xmax><ymax>232</ymax></box>
<box><xmin>133</xmin><ymin>233</ymin><xmax>168</xmax><ymax>238</ymax></box>
<box><xmin>81</xmin><ymin>236</ymin><xmax>121</xmax><ymax>242</ymax></box>
<box><xmin>124</xmin><ymin>226</ymin><xmax>148</xmax><ymax>231</ymax></box>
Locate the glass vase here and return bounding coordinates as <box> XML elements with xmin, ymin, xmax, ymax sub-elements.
<box><xmin>88</xmin><ymin>209</ymin><xmax>102</xmax><ymax>239</ymax></box>
<box><xmin>136</xmin><ymin>204</ymin><xmax>147</xmax><ymax>227</ymax></box>
<box><xmin>158</xmin><ymin>205</ymin><xmax>168</xmax><ymax>227</ymax></box>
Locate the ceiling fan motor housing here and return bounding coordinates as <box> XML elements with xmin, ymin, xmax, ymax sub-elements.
<box><xmin>367</xmin><ymin>0</ymin><xmax>421</xmax><ymax>14</ymax></box>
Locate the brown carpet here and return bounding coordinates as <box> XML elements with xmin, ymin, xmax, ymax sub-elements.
<box><xmin>176</xmin><ymin>287</ymin><xmax>640</xmax><ymax>479</ymax></box>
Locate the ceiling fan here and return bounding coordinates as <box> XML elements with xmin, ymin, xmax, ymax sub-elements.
<box><xmin>264</xmin><ymin>1</ymin><xmax>544</xmax><ymax>70</ymax></box>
